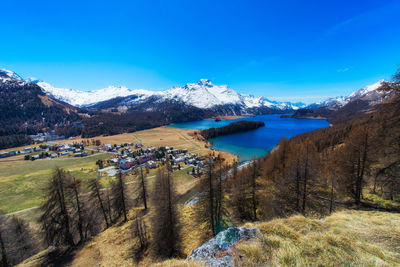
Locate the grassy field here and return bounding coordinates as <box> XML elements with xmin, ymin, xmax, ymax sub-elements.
<box><xmin>0</xmin><ymin>153</ymin><xmax>111</xmax><ymax>213</ymax></box>
<box><xmin>0</xmin><ymin>126</ymin><xmax>236</xmax><ymax>214</ymax></box>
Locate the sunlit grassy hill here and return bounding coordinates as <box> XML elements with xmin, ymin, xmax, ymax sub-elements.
<box><xmin>237</xmin><ymin>210</ymin><xmax>400</xmax><ymax>266</ymax></box>
<box><xmin>18</xmin><ymin>209</ymin><xmax>400</xmax><ymax>267</ymax></box>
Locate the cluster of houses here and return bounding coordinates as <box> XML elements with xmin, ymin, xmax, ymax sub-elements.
<box><xmin>96</xmin><ymin>142</ymin><xmax>143</xmax><ymax>154</ymax></box>
<box><xmin>29</xmin><ymin>130</ymin><xmax>66</xmax><ymax>143</ymax></box>
<box><xmin>54</xmin><ymin>144</ymin><xmax>89</xmax><ymax>158</ymax></box>
<box><xmin>0</xmin><ymin>143</ymin><xmax>90</xmax><ymax>161</ymax></box>
<box><xmin>2</xmin><ymin>138</ymin><xmax>207</xmax><ymax>178</ymax></box>
<box><xmin>104</xmin><ymin>145</ymin><xmax>205</xmax><ymax>174</ymax></box>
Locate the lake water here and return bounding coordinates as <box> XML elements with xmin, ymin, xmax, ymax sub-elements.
<box><xmin>169</xmin><ymin>114</ymin><xmax>329</xmax><ymax>162</ymax></box>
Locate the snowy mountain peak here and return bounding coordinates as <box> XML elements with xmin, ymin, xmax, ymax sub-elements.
<box><xmin>348</xmin><ymin>79</ymin><xmax>385</xmax><ymax>99</ymax></box>
<box><xmin>0</xmin><ymin>68</ymin><xmax>24</xmax><ymax>81</ymax></box>
<box><xmin>25</xmin><ymin>77</ymin><xmax>41</xmax><ymax>83</ymax></box>
<box><xmin>32</xmin><ymin>81</ymin><xmax>146</xmax><ymax>107</ymax></box>
<box><xmin>196</xmin><ymin>79</ymin><xmax>213</xmax><ymax>87</ymax></box>
<box><xmin>308</xmin><ymin>80</ymin><xmax>386</xmax><ymax>109</ymax></box>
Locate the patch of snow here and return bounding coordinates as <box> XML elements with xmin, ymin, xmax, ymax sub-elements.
<box><xmin>0</xmin><ymin>68</ymin><xmax>23</xmax><ymax>81</ymax></box>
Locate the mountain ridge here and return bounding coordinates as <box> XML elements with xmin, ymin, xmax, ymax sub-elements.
<box><xmin>0</xmin><ymin>69</ymin><xmax>303</xmax><ymax>112</ymax></box>
<box><xmin>307</xmin><ymin>79</ymin><xmax>386</xmax><ymax>109</ymax></box>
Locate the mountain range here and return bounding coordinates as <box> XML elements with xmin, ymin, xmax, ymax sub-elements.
<box><xmin>0</xmin><ymin>67</ymin><xmax>388</xmax><ymax>148</ymax></box>
<box><xmin>307</xmin><ymin>79</ymin><xmax>385</xmax><ymax>109</ymax></box>
<box><xmin>30</xmin><ymin>77</ymin><xmax>305</xmax><ymax>113</ymax></box>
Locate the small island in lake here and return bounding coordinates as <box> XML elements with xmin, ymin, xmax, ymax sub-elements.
<box><xmin>200</xmin><ymin>120</ymin><xmax>265</xmax><ymax>139</ymax></box>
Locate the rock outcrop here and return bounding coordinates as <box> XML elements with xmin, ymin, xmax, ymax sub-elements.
<box><xmin>187</xmin><ymin>227</ymin><xmax>260</xmax><ymax>267</ymax></box>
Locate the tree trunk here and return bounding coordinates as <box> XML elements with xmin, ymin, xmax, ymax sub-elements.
<box><xmin>57</xmin><ymin>173</ymin><xmax>74</xmax><ymax>246</ymax></box>
<box><xmin>140</xmin><ymin>167</ymin><xmax>148</xmax><ymax>210</ymax></box>
<box><xmin>295</xmin><ymin>160</ymin><xmax>301</xmax><ymax>212</ymax></box>
<box><xmin>251</xmin><ymin>161</ymin><xmax>257</xmax><ymax>221</ymax></box>
<box><xmin>329</xmin><ymin>177</ymin><xmax>335</xmax><ymax>214</ymax></box>
<box><xmin>302</xmin><ymin>145</ymin><xmax>309</xmax><ymax>215</ymax></box>
<box><xmin>106</xmin><ymin>191</ymin><xmax>113</xmax><ymax>224</ymax></box>
<box><xmin>166</xmin><ymin>169</ymin><xmax>174</xmax><ymax>239</ymax></box>
<box><xmin>208</xmin><ymin>159</ymin><xmax>215</xmax><ymax>236</ymax></box>
<box><xmin>359</xmin><ymin>130</ymin><xmax>369</xmax><ymax>202</ymax></box>
<box><xmin>94</xmin><ymin>181</ymin><xmax>109</xmax><ymax>227</ymax></box>
<box><xmin>119</xmin><ymin>174</ymin><xmax>128</xmax><ymax>222</ymax></box>
<box><xmin>0</xmin><ymin>228</ymin><xmax>8</xmax><ymax>267</ymax></box>
<box><xmin>72</xmin><ymin>178</ymin><xmax>84</xmax><ymax>242</ymax></box>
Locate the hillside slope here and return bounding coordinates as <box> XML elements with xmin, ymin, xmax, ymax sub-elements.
<box><xmin>18</xmin><ymin>210</ymin><xmax>400</xmax><ymax>267</ymax></box>
<box><xmin>236</xmin><ymin>210</ymin><xmax>400</xmax><ymax>266</ymax></box>
<box><xmin>290</xmin><ymin>79</ymin><xmax>388</xmax><ymax>124</ymax></box>
<box><xmin>0</xmin><ymin>69</ymin><xmax>81</xmax><ymax>148</ymax></box>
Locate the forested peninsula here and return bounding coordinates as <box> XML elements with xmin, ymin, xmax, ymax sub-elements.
<box><xmin>200</xmin><ymin>120</ymin><xmax>265</xmax><ymax>139</ymax></box>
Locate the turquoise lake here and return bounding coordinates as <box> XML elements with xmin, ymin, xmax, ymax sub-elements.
<box><xmin>169</xmin><ymin>114</ymin><xmax>330</xmax><ymax>162</ymax></box>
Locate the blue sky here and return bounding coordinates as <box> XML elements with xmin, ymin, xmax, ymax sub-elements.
<box><xmin>1</xmin><ymin>0</ymin><xmax>399</xmax><ymax>103</ymax></box>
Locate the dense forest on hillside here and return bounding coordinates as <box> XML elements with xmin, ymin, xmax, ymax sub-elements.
<box><xmin>289</xmin><ymin>99</ymin><xmax>372</xmax><ymax>124</ymax></box>
<box><xmin>200</xmin><ymin>120</ymin><xmax>265</xmax><ymax>139</ymax></box>
<box><xmin>255</xmin><ymin>74</ymin><xmax>400</xmax><ymax>217</ymax></box>
<box><xmin>0</xmin><ymin>79</ymin><xmax>81</xmax><ymax>149</ymax></box>
<box><xmin>0</xmin><ymin>80</ymin><xmax>213</xmax><ymax>147</ymax></box>
<box><xmin>75</xmin><ymin>103</ymin><xmax>208</xmax><ymax>138</ymax></box>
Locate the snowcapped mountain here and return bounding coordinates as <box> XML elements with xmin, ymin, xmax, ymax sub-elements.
<box><xmin>116</xmin><ymin>78</ymin><xmax>303</xmax><ymax>111</ymax></box>
<box><xmin>347</xmin><ymin>79</ymin><xmax>386</xmax><ymax>101</ymax></box>
<box><xmin>35</xmin><ymin>81</ymin><xmax>151</xmax><ymax>107</ymax></box>
<box><xmin>84</xmin><ymin>78</ymin><xmax>306</xmax><ymax>114</ymax></box>
<box><xmin>1</xmin><ymin>68</ymin><xmax>386</xmax><ymax>115</ymax></box>
<box><xmin>24</xmin><ymin>75</ymin><xmax>304</xmax><ymax>113</ymax></box>
<box><xmin>308</xmin><ymin>80</ymin><xmax>386</xmax><ymax>109</ymax></box>
<box><xmin>0</xmin><ymin>68</ymin><xmax>26</xmax><ymax>84</ymax></box>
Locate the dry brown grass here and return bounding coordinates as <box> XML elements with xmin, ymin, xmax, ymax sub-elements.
<box><xmin>19</xmin><ymin>209</ymin><xmax>400</xmax><ymax>267</ymax></box>
<box><xmin>236</xmin><ymin>210</ymin><xmax>400</xmax><ymax>266</ymax></box>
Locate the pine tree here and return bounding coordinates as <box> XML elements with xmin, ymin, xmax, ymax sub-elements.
<box><xmin>139</xmin><ymin>166</ymin><xmax>148</xmax><ymax>210</ymax></box>
<box><xmin>131</xmin><ymin>215</ymin><xmax>149</xmax><ymax>261</ymax></box>
<box><xmin>88</xmin><ymin>178</ymin><xmax>110</xmax><ymax>228</ymax></box>
<box><xmin>0</xmin><ymin>219</ymin><xmax>8</xmax><ymax>267</ymax></box>
<box><xmin>111</xmin><ymin>171</ymin><xmax>128</xmax><ymax>222</ymax></box>
<box><xmin>39</xmin><ymin>167</ymin><xmax>75</xmax><ymax>247</ymax></box>
<box><xmin>150</xmin><ymin>165</ymin><xmax>181</xmax><ymax>259</ymax></box>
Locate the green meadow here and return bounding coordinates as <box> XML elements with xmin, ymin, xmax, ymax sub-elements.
<box><xmin>0</xmin><ymin>153</ymin><xmax>111</xmax><ymax>213</ymax></box>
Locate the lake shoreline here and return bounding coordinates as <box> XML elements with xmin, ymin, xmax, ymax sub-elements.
<box><xmin>169</xmin><ymin>114</ymin><xmax>330</xmax><ymax>162</ymax></box>
<box><xmin>204</xmin><ymin>115</ymin><xmax>244</xmax><ymax>120</ymax></box>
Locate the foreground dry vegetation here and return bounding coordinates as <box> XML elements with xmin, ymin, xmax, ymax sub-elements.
<box><xmin>18</xmin><ymin>209</ymin><xmax>400</xmax><ymax>267</ymax></box>
<box><xmin>238</xmin><ymin>210</ymin><xmax>400</xmax><ymax>266</ymax></box>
